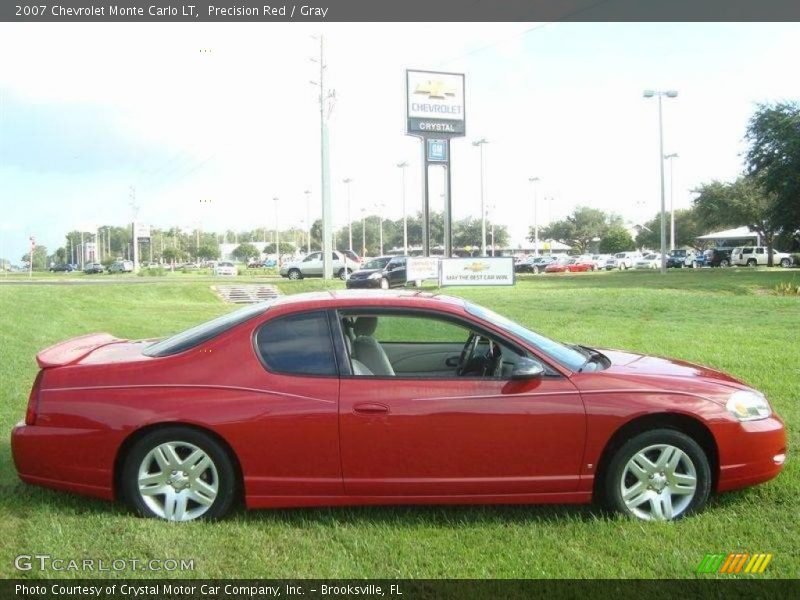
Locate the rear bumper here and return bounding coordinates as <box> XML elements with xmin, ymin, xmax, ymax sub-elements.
<box><xmin>716</xmin><ymin>416</ymin><xmax>787</xmax><ymax>492</ymax></box>
<box><xmin>11</xmin><ymin>422</ymin><xmax>114</xmax><ymax>500</ymax></box>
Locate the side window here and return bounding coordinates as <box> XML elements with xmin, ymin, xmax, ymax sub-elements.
<box><xmin>743</xmin><ymin>248</ymin><xmax>753</xmax><ymax>255</ymax></box>
<box><xmin>373</xmin><ymin>315</ymin><xmax>470</xmax><ymax>344</ymax></box>
<box><xmin>255</xmin><ymin>311</ymin><xmax>337</xmax><ymax>376</ymax></box>
<box><xmin>304</xmin><ymin>252</ymin><xmax>321</xmax><ymax>262</ymax></box>
<box><xmin>756</xmin><ymin>247</ymin><xmax>765</xmax><ymax>255</ymax></box>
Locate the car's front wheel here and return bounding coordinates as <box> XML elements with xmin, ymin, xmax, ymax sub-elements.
<box><xmin>122</xmin><ymin>427</ymin><xmax>237</xmax><ymax>522</ymax></box>
<box><xmin>287</xmin><ymin>269</ymin><xmax>302</xmax><ymax>280</ymax></box>
<box><xmin>380</xmin><ymin>277</ymin><xmax>389</xmax><ymax>290</ymax></box>
<box><xmin>533</xmin><ymin>266</ymin><xmax>540</xmax><ymax>274</ymax></box>
<box><xmin>338</xmin><ymin>268</ymin><xmax>352</xmax><ymax>281</ymax></box>
<box><xmin>604</xmin><ymin>429</ymin><xmax>710</xmax><ymax>521</ymax></box>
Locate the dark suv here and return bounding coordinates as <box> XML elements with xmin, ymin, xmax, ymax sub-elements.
<box><xmin>704</xmin><ymin>247</ymin><xmax>733</xmax><ymax>268</ymax></box>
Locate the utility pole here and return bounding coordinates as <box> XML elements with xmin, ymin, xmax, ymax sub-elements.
<box><xmin>343</xmin><ymin>178</ymin><xmax>353</xmax><ymax>252</ymax></box>
<box><xmin>129</xmin><ymin>185</ymin><xmax>140</xmax><ymax>272</ymax></box>
<box><xmin>472</xmin><ymin>138</ymin><xmax>489</xmax><ymax>256</ymax></box>
<box><xmin>304</xmin><ymin>189</ymin><xmax>311</xmax><ymax>254</ymax></box>
<box><xmin>528</xmin><ymin>177</ymin><xmax>541</xmax><ymax>255</ymax></box>
<box><xmin>274</xmin><ymin>197</ymin><xmax>280</xmax><ymax>267</ymax></box>
<box><xmin>311</xmin><ymin>35</ymin><xmax>335</xmax><ymax>279</ymax></box>
<box><xmin>664</xmin><ymin>153</ymin><xmax>679</xmax><ymax>251</ymax></box>
<box><xmin>397</xmin><ymin>161</ymin><xmax>409</xmax><ymax>255</ymax></box>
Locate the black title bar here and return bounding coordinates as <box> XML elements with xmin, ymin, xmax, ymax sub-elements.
<box><xmin>4</xmin><ymin>0</ymin><xmax>800</xmax><ymax>22</ymax></box>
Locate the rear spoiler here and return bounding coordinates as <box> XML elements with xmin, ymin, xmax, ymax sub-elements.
<box><xmin>36</xmin><ymin>333</ymin><xmax>122</xmax><ymax>368</ymax></box>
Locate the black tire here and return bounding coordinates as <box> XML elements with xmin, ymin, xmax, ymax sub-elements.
<box><xmin>380</xmin><ymin>278</ymin><xmax>389</xmax><ymax>290</ymax></box>
<box><xmin>720</xmin><ymin>259</ymin><xmax>729</xmax><ymax>268</ymax></box>
<box><xmin>287</xmin><ymin>268</ymin><xmax>302</xmax><ymax>280</ymax></box>
<box><xmin>122</xmin><ymin>427</ymin><xmax>237</xmax><ymax>522</ymax></box>
<box><xmin>780</xmin><ymin>258</ymin><xmax>790</xmax><ymax>268</ymax></box>
<box><xmin>603</xmin><ymin>428</ymin><xmax>711</xmax><ymax>521</ymax></box>
<box><xmin>533</xmin><ymin>266</ymin><xmax>540</xmax><ymax>275</ymax></box>
<box><xmin>747</xmin><ymin>259</ymin><xmax>757</xmax><ymax>267</ymax></box>
<box><xmin>338</xmin><ymin>268</ymin><xmax>352</xmax><ymax>281</ymax></box>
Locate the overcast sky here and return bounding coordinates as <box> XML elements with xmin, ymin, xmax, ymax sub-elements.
<box><xmin>1</xmin><ymin>22</ymin><xmax>799</xmax><ymax>258</ymax></box>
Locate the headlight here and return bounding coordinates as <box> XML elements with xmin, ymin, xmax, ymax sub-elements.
<box><xmin>368</xmin><ymin>272</ymin><xmax>382</xmax><ymax>279</ymax></box>
<box><xmin>726</xmin><ymin>390</ymin><xmax>772</xmax><ymax>421</ymax></box>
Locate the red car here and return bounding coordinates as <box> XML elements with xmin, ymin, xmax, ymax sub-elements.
<box><xmin>544</xmin><ymin>258</ymin><xmax>594</xmax><ymax>273</ymax></box>
<box><xmin>12</xmin><ymin>291</ymin><xmax>785</xmax><ymax>522</ymax></box>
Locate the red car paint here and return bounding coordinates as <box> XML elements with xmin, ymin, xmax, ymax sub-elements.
<box><xmin>544</xmin><ymin>259</ymin><xmax>594</xmax><ymax>273</ymax></box>
<box><xmin>11</xmin><ymin>291</ymin><xmax>786</xmax><ymax>510</ymax></box>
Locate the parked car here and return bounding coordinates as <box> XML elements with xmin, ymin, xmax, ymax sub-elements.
<box><xmin>665</xmin><ymin>249</ymin><xmax>696</xmax><ymax>268</ymax></box>
<box><xmin>13</xmin><ymin>292</ymin><xmax>785</xmax><ymax>522</ymax></box>
<box><xmin>591</xmin><ymin>254</ymin><xmax>612</xmax><ymax>269</ymax></box>
<box><xmin>731</xmin><ymin>246</ymin><xmax>793</xmax><ymax>268</ymax></box>
<box><xmin>83</xmin><ymin>263</ymin><xmax>104</xmax><ymax>274</ymax></box>
<box><xmin>213</xmin><ymin>261</ymin><xmax>238</xmax><ymax>276</ymax></box>
<box><xmin>515</xmin><ymin>255</ymin><xmax>555</xmax><ymax>274</ymax></box>
<box><xmin>704</xmin><ymin>247</ymin><xmax>733</xmax><ymax>268</ymax></box>
<box><xmin>346</xmin><ymin>256</ymin><xmax>408</xmax><ymax>290</ymax></box>
<box><xmin>545</xmin><ymin>257</ymin><xmax>593</xmax><ymax>273</ymax></box>
<box><xmin>611</xmin><ymin>251</ymin><xmax>641</xmax><ymax>270</ymax></box>
<box><xmin>634</xmin><ymin>253</ymin><xmax>663</xmax><ymax>269</ymax></box>
<box><xmin>280</xmin><ymin>250</ymin><xmax>356</xmax><ymax>281</ymax></box>
<box><xmin>49</xmin><ymin>264</ymin><xmax>74</xmax><ymax>273</ymax></box>
<box><xmin>107</xmin><ymin>260</ymin><xmax>134</xmax><ymax>274</ymax></box>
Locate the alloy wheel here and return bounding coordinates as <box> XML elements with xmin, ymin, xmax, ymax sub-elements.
<box><xmin>137</xmin><ymin>441</ymin><xmax>219</xmax><ymax>522</ymax></box>
<box><xmin>620</xmin><ymin>443</ymin><xmax>697</xmax><ymax>521</ymax></box>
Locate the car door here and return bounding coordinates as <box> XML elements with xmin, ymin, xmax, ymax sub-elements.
<box><xmin>336</xmin><ymin>310</ymin><xmax>586</xmax><ymax>497</ymax></box>
<box><xmin>755</xmin><ymin>247</ymin><xmax>766</xmax><ymax>265</ymax></box>
<box><xmin>386</xmin><ymin>258</ymin><xmax>407</xmax><ymax>286</ymax></box>
<box><xmin>302</xmin><ymin>252</ymin><xmax>323</xmax><ymax>276</ymax></box>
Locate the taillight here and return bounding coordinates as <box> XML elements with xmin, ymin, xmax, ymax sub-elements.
<box><xmin>25</xmin><ymin>370</ymin><xmax>44</xmax><ymax>426</ymax></box>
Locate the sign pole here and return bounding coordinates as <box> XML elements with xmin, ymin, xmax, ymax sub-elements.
<box><xmin>444</xmin><ymin>140</ymin><xmax>453</xmax><ymax>258</ymax></box>
<box><xmin>421</xmin><ymin>146</ymin><xmax>430</xmax><ymax>257</ymax></box>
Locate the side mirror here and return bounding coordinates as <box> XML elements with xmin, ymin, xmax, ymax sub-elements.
<box><xmin>510</xmin><ymin>357</ymin><xmax>545</xmax><ymax>380</ymax></box>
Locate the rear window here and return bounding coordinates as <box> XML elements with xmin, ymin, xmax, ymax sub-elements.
<box><xmin>143</xmin><ymin>302</ymin><xmax>270</xmax><ymax>357</ymax></box>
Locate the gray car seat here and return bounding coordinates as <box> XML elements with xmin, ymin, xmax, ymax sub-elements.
<box><xmin>351</xmin><ymin>316</ymin><xmax>395</xmax><ymax>376</ymax></box>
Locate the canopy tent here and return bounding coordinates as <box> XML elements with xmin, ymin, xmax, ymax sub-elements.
<box><xmin>697</xmin><ymin>226</ymin><xmax>760</xmax><ymax>245</ymax></box>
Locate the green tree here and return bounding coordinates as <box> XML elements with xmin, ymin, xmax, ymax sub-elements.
<box><xmin>22</xmin><ymin>245</ymin><xmax>49</xmax><ymax>270</ymax></box>
<box><xmin>263</xmin><ymin>242</ymin><xmax>295</xmax><ymax>255</ymax></box>
<box><xmin>536</xmin><ymin>206</ymin><xmax>614</xmax><ymax>253</ymax></box>
<box><xmin>161</xmin><ymin>246</ymin><xmax>185</xmax><ymax>264</ymax></box>
<box><xmin>600</xmin><ymin>226</ymin><xmax>635</xmax><ymax>254</ymax></box>
<box><xmin>746</xmin><ymin>102</ymin><xmax>800</xmax><ymax>234</ymax></box>
<box><xmin>197</xmin><ymin>243</ymin><xmax>220</xmax><ymax>261</ymax></box>
<box><xmin>693</xmin><ymin>177</ymin><xmax>781</xmax><ymax>265</ymax></box>
<box><xmin>635</xmin><ymin>208</ymin><xmax>705</xmax><ymax>251</ymax></box>
<box><xmin>231</xmin><ymin>242</ymin><xmax>260</xmax><ymax>263</ymax></box>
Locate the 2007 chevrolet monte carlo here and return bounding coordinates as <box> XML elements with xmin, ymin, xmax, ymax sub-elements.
<box><xmin>12</xmin><ymin>291</ymin><xmax>786</xmax><ymax>522</ymax></box>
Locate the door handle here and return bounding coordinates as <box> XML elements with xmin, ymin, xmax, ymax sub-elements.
<box><xmin>353</xmin><ymin>402</ymin><xmax>390</xmax><ymax>415</ymax></box>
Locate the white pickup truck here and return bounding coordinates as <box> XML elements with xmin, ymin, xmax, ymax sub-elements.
<box><xmin>731</xmin><ymin>246</ymin><xmax>793</xmax><ymax>267</ymax></box>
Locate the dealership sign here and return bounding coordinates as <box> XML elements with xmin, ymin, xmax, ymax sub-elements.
<box><xmin>406</xmin><ymin>70</ymin><xmax>465</xmax><ymax>136</ymax></box>
<box><xmin>439</xmin><ymin>257</ymin><xmax>515</xmax><ymax>287</ymax></box>
<box><xmin>406</xmin><ymin>256</ymin><xmax>439</xmax><ymax>281</ymax></box>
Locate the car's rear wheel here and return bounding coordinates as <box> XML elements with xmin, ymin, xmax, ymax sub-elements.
<box><xmin>780</xmin><ymin>258</ymin><xmax>790</xmax><ymax>268</ymax></box>
<box><xmin>619</xmin><ymin>263</ymin><xmax>627</xmax><ymax>270</ymax></box>
<box><xmin>380</xmin><ymin>277</ymin><xmax>389</xmax><ymax>290</ymax></box>
<box><xmin>747</xmin><ymin>259</ymin><xmax>757</xmax><ymax>267</ymax></box>
<box><xmin>287</xmin><ymin>269</ymin><xmax>302</xmax><ymax>280</ymax></box>
<box><xmin>720</xmin><ymin>259</ymin><xmax>730</xmax><ymax>267</ymax></box>
<box><xmin>338</xmin><ymin>268</ymin><xmax>352</xmax><ymax>281</ymax></box>
<box><xmin>122</xmin><ymin>427</ymin><xmax>236</xmax><ymax>522</ymax></box>
<box><xmin>604</xmin><ymin>429</ymin><xmax>710</xmax><ymax>521</ymax></box>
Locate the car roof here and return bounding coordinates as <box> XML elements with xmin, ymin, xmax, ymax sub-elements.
<box><xmin>269</xmin><ymin>289</ymin><xmax>466</xmax><ymax>311</ymax></box>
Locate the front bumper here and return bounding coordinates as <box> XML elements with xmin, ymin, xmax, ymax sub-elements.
<box><xmin>716</xmin><ymin>415</ymin><xmax>787</xmax><ymax>492</ymax></box>
<box><xmin>346</xmin><ymin>278</ymin><xmax>381</xmax><ymax>289</ymax></box>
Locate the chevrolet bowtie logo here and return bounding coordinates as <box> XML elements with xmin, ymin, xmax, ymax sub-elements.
<box><xmin>463</xmin><ymin>262</ymin><xmax>490</xmax><ymax>273</ymax></box>
<box><xmin>414</xmin><ymin>80</ymin><xmax>456</xmax><ymax>99</ymax></box>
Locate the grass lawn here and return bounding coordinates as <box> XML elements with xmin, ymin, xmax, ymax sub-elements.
<box><xmin>0</xmin><ymin>269</ymin><xmax>798</xmax><ymax>579</ymax></box>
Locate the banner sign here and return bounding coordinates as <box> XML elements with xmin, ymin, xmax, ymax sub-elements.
<box><xmin>134</xmin><ymin>223</ymin><xmax>151</xmax><ymax>239</ymax></box>
<box><xmin>439</xmin><ymin>257</ymin><xmax>515</xmax><ymax>287</ymax></box>
<box><xmin>406</xmin><ymin>256</ymin><xmax>439</xmax><ymax>281</ymax></box>
<box><xmin>406</xmin><ymin>70</ymin><xmax>465</xmax><ymax>137</ymax></box>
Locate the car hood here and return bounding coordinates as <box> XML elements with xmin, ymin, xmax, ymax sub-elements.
<box><xmin>598</xmin><ymin>348</ymin><xmax>748</xmax><ymax>389</ymax></box>
<box><xmin>350</xmin><ymin>268</ymin><xmax>382</xmax><ymax>278</ymax></box>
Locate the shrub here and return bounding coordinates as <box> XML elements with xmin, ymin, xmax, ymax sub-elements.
<box><xmin>773</xmin><ymin>280</ymin><xmax>800</xmax><ymax>296</ymax></box>
<box><xmin>138</xmin><ymin>266</ymin><xmax>167</xmax><ymax>277</ymax></box>
<box><xmin>791</xmin><ymin>253</ymin><xmax>800</xmax><ymax>267</ymax></box>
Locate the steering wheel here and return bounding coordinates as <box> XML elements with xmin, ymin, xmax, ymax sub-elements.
<box><xmin>456</xmin><ymin>332</ymin><xmax>481</xmax><ymax>376</ymax></box>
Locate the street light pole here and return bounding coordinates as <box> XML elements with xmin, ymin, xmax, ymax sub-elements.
<box><xmin>643</xmin><ymin>89</ymin><xmax>678</xmax><ymax>274</ymax></box>
<box><xmin>342</xmin><ymin>178</ymin><xmax>353</xmax><ymax>252</ymax></box>
<box><xmin>528</xmin><ymin>177</ymin><xmax>540</xmax><ymax>255</ymax></box>
<box><xmin>472</xmin><ymin>138</ymin><xmax>489</xmax><ymax>256</ymax></box>
<box><xmin>397</xmin><ymin>161</ymin><xmax>408</xmax><ymax>255</ymax></box>
<box><xmin>664</xmin><ymin>153</ymin><xmax>679</xmax><ymax>251</ymax></box>
<box><xmin>273</xmin><ymin>197</ymin><xmax>280</xmax><ymax>268</ymax></box>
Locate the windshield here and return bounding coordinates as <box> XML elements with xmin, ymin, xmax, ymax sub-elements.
<box><xmin>363</xmin><ymin>257</ymin><xmax>391</xmax><ymax>270</ymax></box>
<box><xmin>143</xmin><ymin>302</ymin><xmax>270</xmax><ymax>357</ymax></box>
<box><xmin>464</xmin><ymin>302</ymin><xmax>586</xmax><ymax>371</ymax></box>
